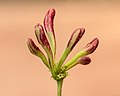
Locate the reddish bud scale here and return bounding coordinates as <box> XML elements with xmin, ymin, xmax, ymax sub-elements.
<box><xmin>84</xmin><ymin>38</ymin><xmax>99</xmax><ymax>54</ymax></box>
<box><xmin>44</xmin><ymin>9</ymin><xmax>55</xmax><ymax>38</ymax></box>
<box><xmin>67</xmin><ymin>28</ymin><xmax>85</xmax><ymax>50</ymax></box>
<box><xmin>35</xmin><ymin>24</ymin><xmax>51</xmax><ymax>51</ymax></box>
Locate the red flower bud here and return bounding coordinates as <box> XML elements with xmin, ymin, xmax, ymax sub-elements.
<box><xmin>44</xmin><ymin>9</ymin><xmax>56</xmax><ymax>56</ymax></box>
<box><xmin>44</xmin><ymin>8</ymin><xmax>55</xmax><ymax>37</ymax></box>
<box><xmin>27</xmin><ymin>38</ymin><xmax>49</xmax><ymax>68</ymax></box>
<box><xmin>58</xmin><ymin>28</ymin><xmax>85</xmax><ymax>68</ymax></box>
<box><xmin>78</xmin><ymin>57</ymin><xmax>91</xmax><ymax>65</ymax></box>
<box><xmin>35</xmin><ymin>23</ymin><xmax>51</xmax><ymax>52</ymax></box>
<box><xmin>67</xmin><ymin>28</ymin><xmax>85</xmax><ymax>50</ymax></box>
<box><xmin>35</xmin><ymin>23</ymin><xmax>54</xmax><ymax>68</ymax></box>
<box><xmin>27</xmin><ymin>38</ymin><xmax>41</xmax><ymax>55</ymax></box>
<box><xmin>84</xmin><ymin>38</ymin><xmax>99</xmax><ymax>54</ymax></box>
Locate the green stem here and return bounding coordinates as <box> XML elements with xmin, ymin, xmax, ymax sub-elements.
<box><xmin>57</xmin><ymin>79</ymin><xmax>63</xmax><ymax>96</ymax></box>
<box><xmin>64</xmin><ymin>50</ymin><xmax>87</xmax><ymax>69</ymax></box>
<box><xmin>57</xmin><ymin>48</ymin><xmax>69</xmax><ymax>68</ymax></box>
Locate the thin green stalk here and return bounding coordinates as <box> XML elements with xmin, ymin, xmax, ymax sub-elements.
<box><xmin>64</xmin><ymin>50</ymin><xmax>87</xmax><ymax>68</ymax></box>
<box><xmin>57</xmin><ymin>79</ymin><xmax>63</xmax><ymax>96</ymax></box>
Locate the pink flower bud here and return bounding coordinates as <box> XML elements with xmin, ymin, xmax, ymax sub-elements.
<box><xmin>44</xmin><ymin>9</ymin><xmax>56</xmax><ymax>56</ymax></box>
<box><xmin>35</xmin><ymin>23</ymin><xmax>53</xmax><ymax>68</ymax></box>
<box><xmin>27</xmin><ymin>38</ymin><xmax>49</xmax><ymax>68</ymax></box>
<box><xmin>57</xmin><ymin>28</ymin><xmax>85</xmax><ymax>68</ymax></box>
<box><xmin>44</xmin><ymin>8</ymin><xmax>55</xmax><ymax>37</ymax></box>
<box><xmin>27</xmin><ymin>38</ymin><xmax>41</xmax><ymax>55</ymax></box>
<box><xmin>78</xmin><ymin>57</ymin><xmax>91</xmax><ymax>65</ymax></box>
<box><xmin>67</xmin><ymin>28</ymin><xmax>85</xmax><ymax>50</ymax></box>
<box><xmin>84</xmin><ymin>38</ymin><xmax>99</xmax><ymax>54</ymax></box>
<box><xmin>35</xmin><ymin>23</ymin><xmax>51</xmax><ymax>52</ymax></box>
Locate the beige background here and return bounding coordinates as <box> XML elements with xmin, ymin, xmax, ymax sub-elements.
<box><xmin>0</xmin><ymin>0</ymin><xmax>120</xmax><ymax>96</ymax></box>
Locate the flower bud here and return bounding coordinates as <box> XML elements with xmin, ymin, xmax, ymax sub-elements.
<box><xmin>84</xmin><ymin>38</ymin><xmax>99</xmax><ymax>54</ymax></box>
<box><xmin>27</xmin><ymin>38</ymin><xmax>49</xmax><ymax>68</ymax></box>
<box><xmin>44</xmin><ymin>8</ymin><xmax>55</xmax><ymax>36</ymax></box>
<box><xmin>35</xmin><ymin>23</ymin><xmax>54</xmax><ymax>68</ymax></box>
<box><xmin>44</xmin><ymin>8</ymin><xmax>56</xmax><ymax>57</ymax></box>
<box><xmin>27</xmin><ymin>38</ymin><xmax>41</xmax><ymax>55</ymax></box>
<box><xmin>78</xmin><ymin>56</ymin><xmax>91</xmax><ymax>65</ymax></box>
<box><xmin>64</xmin><ymin>56</ymin><xmax>91</xmax><ymax>70</ymax></box>
<box><xmin>35</xmin><ymin>23</ymin><xmax>51</xmax><ymax>52</ymax></box>
<box><xmin>57</xmin><ymin>28</ymin><xmax>85</xmax><ymax>68</ymax></box>
<box><xmin>67</xmin><ymin>28</ymin><xmax>85</xmax><ymax>50</ymax></box>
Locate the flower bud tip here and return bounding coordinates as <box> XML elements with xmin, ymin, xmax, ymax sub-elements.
<box><xmin>79</xmin><ymin>57</ymin><xmax>91</xmax><ymax>65</ymax></box>
<box><xmin>84</xmin><ymin>38</ymin><xmax>99</xmax><ymax>54</ymax></box>
<box><xmin>27</xmin><ymin>38</ymin><xmax>40</xmax><ymax>55</ymax></box>
<box><xmin>67</xmin><ymin>28</ymin><xmax>85</xmax><ymax>50</ymax></box>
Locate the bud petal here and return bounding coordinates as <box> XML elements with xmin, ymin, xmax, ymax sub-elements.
<box><xmin>84</xmin><ymin>38</ymin><xmax>99</xmax><ymax>54</ymax></box>
<box><xmin>27</xmin><ymin>38</ymin><xmax>49</xmax><ymax>68</ymax></box>
<box><xmin>44</xmin><ymin>9</ymin><xmax>56</xmax><ymax>57</ymax></box>
<box><xmin>67</xmin><ymin>28</ymin><xmax>85</xmax><ymax>50</ymax></box>
<box><xmin>57</xmin><ymin>28</ymin><xmax>85</xmax><ymax>68</ymax></box>
<box><xmin>35</xmin><ymin>23</ymin><xmax>54</xmax><ymax>68</ymax></box>
<box><xmin>78</xmin><ymin>56</ymin><xmax>91</xmax><ymax>65</ymax></box>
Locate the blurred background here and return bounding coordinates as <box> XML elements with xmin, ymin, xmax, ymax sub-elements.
<box><xmin>0</xmin><ymin>0</ymin><xmax>120</xmax><ymax>96</ymax></box>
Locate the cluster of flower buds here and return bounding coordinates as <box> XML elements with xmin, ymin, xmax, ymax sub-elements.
<box><xmin>27</xmin><ymin>9</ymin><xmax>99</xmax><ymax>81</ymax></box>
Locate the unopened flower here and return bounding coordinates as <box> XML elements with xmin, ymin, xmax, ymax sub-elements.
<box><xmin>65</xmin><ymin>56</ymin><xmax>91</xmax><ymax>70</ymax></box>
<box><xmin>35</xmin><ymin>23</ymin><xmax>53</xmax><ymax>68</ymax></box>
<box><xmin>27</xmin><ymin>38</ymin><xmax>49</xmax><ymax>68</ymax></box>
<box><xmin>27</xmin><ymin>38</ymin><xmax>40</xmax><ymax>55</ymax></box>
<box><xmin>83</xmin><ymin>38</ymin><xmax>99</xmax><ymax>54</ymax></box>
<box><xmin>57</xmin><ymin>28</ymin><xmax>85</xmax><ymax>68</ymax></box>
<box><xmin>64</xmin><ymin>38</ymin><xmax>99</xmax><ymax>70</ymax></box>
<box><xmin>44</xmin><ymin>9</ymin><xmax>56</xmax><ymax>57</ymax></box>
<box><xmin>27</xmin><ymin>8</ymin><xmax>99</xmax><ymax>96</ymax></box>
<box><xmin>78</xmin><ymin>56</ymin><xmax>91</xmax><ymax>65</ymax></box>
<box><xmin>35</xmin><ymin>23</ymin><xmax>51</xmax><ymax>52</ymax></box>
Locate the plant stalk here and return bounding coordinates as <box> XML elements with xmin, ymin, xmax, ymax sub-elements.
<box><xmin>57</xmin><ymin>79</ymin><xmax>63</xmax><ymax>96</ymax></box>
